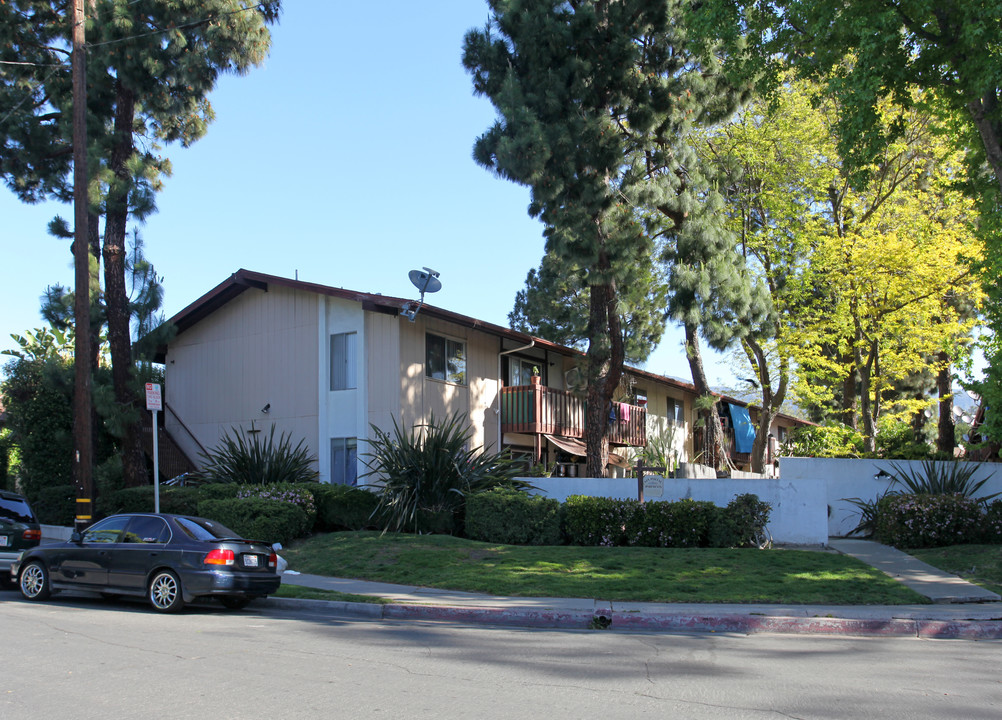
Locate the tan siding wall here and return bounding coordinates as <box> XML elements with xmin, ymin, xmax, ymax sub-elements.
<box><xmin>365</xmin><ymin>311</ymin><xmax>402</xmax><ymax>435</ymax></box>
<box><xmin>164</xmin><ymin>286</ymin><xmax>319</xmax><ymax>468</ymax></box>
<box><xmin>391</xmin><ymin>316</ymin><xmax>502</xmax><ymax>451</ymax></box>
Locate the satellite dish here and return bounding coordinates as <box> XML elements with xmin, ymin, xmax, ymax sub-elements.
<box><xmin>409</xmin><ymin>268</ymin><xmax>442</xmax><ymax>295</ymax></box>
<box><xmin>967</xmin><ymin>390</ymin><xmax>982</xmax><ymax>403</ymax></box>
<box><xmin>923</xmin><ymin>408</ymin><xmax>933</xmax><ymax>419</ymax></box>
<box><xmin>961</xmin><ymin>413</ymin><xmax>973</xmax><ymax>424</ymax></box>
<box><xmin>401</xmin><ymin>267</ymin><xmax>441</xmax><ymax>322</ymax></box>
<box><xmin>953</xmin><ymin>406</ymin><xmax>963</xmax><ymax>418</ymax></box>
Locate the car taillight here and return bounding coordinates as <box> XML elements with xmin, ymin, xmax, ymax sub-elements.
<box><xmin>204</xmin><ymin>548</ymin><xmax>235</xmax><ymax>566</ymax></box>
<box><xmin>268</xmin><ymin>552</ymin><xmax>277</xmax><ymax>569</ymax></box>
<box><xmin>23</xmin><ymin>529</ymin><xmax>41</xmax><ymax>541</ymax></box>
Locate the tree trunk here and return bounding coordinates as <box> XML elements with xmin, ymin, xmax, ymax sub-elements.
<box><xmin>583</xmin><ymin>268</ymin><xmax>625</xmax><ymax>478</ymax></box>
<box><xmin>967</xmin><ymin>96</ymin><xmax>1002</xmax><ymax>196</ymax></box>
<box><xmin>104</xmin><ymin>81</ymin><xmax>148</xmax><ymax>487</ymax></box>
<box><xmin>743</xmin><ymin>336</ymin><xmax>788</xmax><ymax>474</ymax></box>
<box><xmin>936</xmin><ymin>350</ymin><xmax>956</xmax><ymax>456</ymax></box>
<box><xmin>684</xmin><ymin>322</ymin><xmax>726</xmax><ymax>471</ymax></box>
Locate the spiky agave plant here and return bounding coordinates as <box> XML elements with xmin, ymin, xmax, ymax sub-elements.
<box><xmin>363</xmin><ymin>412</ymin><xmax>534</xmax><ymax>534</ymax></box>
<box><xmin>197</xmin><ymin>425</ymin><xmax>319</xmax><ymax>485</ymax></box>
<box><xmin>887</xmin><ymin>460</ymin><xmax>998</xmax><ymax>505</ymax></box>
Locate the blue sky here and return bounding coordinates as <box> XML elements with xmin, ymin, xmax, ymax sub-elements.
<box><xmin>1</xmin><ymin>1</ymin><xmax>733</xmax><ymax>386</ymax></box>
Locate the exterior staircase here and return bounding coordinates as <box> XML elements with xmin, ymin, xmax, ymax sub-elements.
<box><xmin>140</xmin><ymin>407</ymin><xmax>199</xmax><ymax>482</ymax></box>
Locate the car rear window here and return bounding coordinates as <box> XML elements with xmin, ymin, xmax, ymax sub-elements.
<box><xmin>0</xmin><ymin>496</ymin><xmax>36</xmax><ymax>525</ymax></box>
<box><xmin>174</xmin><ymin>516</ymin><xmax>241</xmax><ymax>542</ymax></box>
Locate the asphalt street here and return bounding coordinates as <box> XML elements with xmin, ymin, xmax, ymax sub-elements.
<box><xmin>3</xmin><ymin>589</ymin><xmax>1001</xmax><ymax>719</ymax></box>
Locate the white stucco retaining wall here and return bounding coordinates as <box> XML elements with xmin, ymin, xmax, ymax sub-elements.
<box><xmin>526</xmin><ymin>473</ymin><xmax>828</xmax><ymax>546</ymax></box>
<box><xmin>780</xmin><ymin>457</ymin><xmax>1002</xmax><ymax>538</ymax></box>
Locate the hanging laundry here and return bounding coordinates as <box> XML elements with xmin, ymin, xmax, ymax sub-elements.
<box><xmin>619</xmin><ymin>403</ymin><xmax>630</xmax><ymax>422</ymax></box>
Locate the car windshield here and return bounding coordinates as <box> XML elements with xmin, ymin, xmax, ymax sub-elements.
<box><xmin>0</xmin><ymin>496</ymin><xmax>35</xmax><ymax>525</ymax></box>
<box><xmin>174</xmin><ymin>516</ymin><xmax>242</xmax><ymax>542</ymax></box>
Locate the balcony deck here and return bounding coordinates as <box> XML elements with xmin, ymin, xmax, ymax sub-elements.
<box><xmin>499</xmin><ymin>384</ymin><xmax>646</xmax><ymax>447</ymax></box>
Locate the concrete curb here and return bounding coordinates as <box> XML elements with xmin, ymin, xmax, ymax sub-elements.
<box><xmin>262</xmin><ymin>596</ymin><xmax>1002</xmax><ymax>639</ymax></box>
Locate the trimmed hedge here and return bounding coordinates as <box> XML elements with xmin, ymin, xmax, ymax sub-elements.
<box><xmin>32</xmin><ymin>484</ymin><xmax>76</xmax><ymax>526</ymax></box>
<box><xmin>197</xmin><ymin>497</ymin><xmax>309</xmax><ymax>546</ymax></box>
<box><xmin>465</xmin><ymin>488</ymin><xmax>561</xmax><ymax>545</ymax></box>
<box><xmin>562</xmin><ymin>496</ymin><xmax>637</xmax><ymax>546</ymax></box>
<box><xmin>873</xmin><ymin>493</ymin><xmax>983</xmax><ymax>549</ymax></box>
<box><xmin>237</xmin><ymin>483</ymin><xmax>317</xmax><ymax>527</ymax></box>
<box><xmin>309</xmin><ymin>483</ymin><xmax>380</xmax><ymax>532</ymax></box>
<box><xmin>625</xmin><ymin>498</ymin><xmax>718</xmax><ymax>548</ymax></box>
<box><xmin>98</xmin><ymin>486</ymin><xmax>203</xmax><ymax>517</ymax></box>
<box><xmin>560</xmin><ymin>494</ymin><xmax>772</xmax><ymax>549</ymax></box>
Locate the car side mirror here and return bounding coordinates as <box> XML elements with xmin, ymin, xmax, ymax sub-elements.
<box><xmin>70</xmin><ymin>531</ymin><xmax>83</xmax><ymax>544</ymax></box>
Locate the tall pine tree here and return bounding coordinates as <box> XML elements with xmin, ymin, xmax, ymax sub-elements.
<box><xmin>466</xmin><ymin>0</ymin><xmax>757</xmax><ymax>474</ymax></box>
<box><xmin>1</xmin><ymin>0</ymin><xmax>280</xmax><ymax>486</ymax></box>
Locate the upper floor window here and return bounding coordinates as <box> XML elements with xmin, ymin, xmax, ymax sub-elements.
<box><xmin>330</xmin><ymin>332</ymin><xmax>357</xmax><ymax>391</ymax></box>
<box><xmin>426</xmin><ymin>333</ymin><xmax>466</xmax><ymax>385</ymax></box>
<box><xmin>667</xmin><ymin>397</ymin><xmax>685</xmax><ymax>426</ymax></box>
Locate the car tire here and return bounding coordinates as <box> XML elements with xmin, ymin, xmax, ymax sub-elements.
<box><xmin>19</xmin><ymin>561</ymin><xmax>51</xmax><ymax>601</ymax></box>
<box><xmin>219</xmin><ymin>596</ymin><xmax>252</xmax><ymax>610</ymax></box>
<box><xmin>148</xmin><ymin>570</ymin><xmax>184</xmax><ymax>613</ymax></box>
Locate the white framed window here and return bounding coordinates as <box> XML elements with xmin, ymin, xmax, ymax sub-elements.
<box><xmin>426</xmin><ymin>333</ymin><xmax>466</xmax><ymax>385</ymax></box>
<box><xmin>331</xmin><ymin>437</ymin><xmax>357</xmax><ymax>486</ymax></box>
<box><xmin>330</xmin><ymin>332</ymin><xmax>357</xmax><ymax>391</ymax></box>
<box><xmin>667</xmin><ymin>398</ymin><xmax>685</xmax><ymax>426</ymax></box>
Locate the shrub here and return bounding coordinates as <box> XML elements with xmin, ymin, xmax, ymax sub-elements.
<box><xmin>625</xmin><ymin>498</ymin><xmax>718</xmax><ymax>548</ymax></box>
<box><xmin>310</xmin><ymin>483</ymin><xmax>380</xmax><ymax>532</ymax></box>
<box><xmin>31</xmin><ymin>484</ymin><xmax>76</xmax><ymax>525</ymax></box>
<box><xmin>562</xmin><ymin>495</ymin><xmax>637</xmax><ymax>546</ymax></box>
<box><xmin>465</xmin><ymin>488</ymin><xmax>562</xmax><ymax>545</ymax></box>
<box><xmin>197</xmin><ymin>426</ymin><xmax>320</xmax><ymax>485</ymax></box>
<box><xmin>364</xmin><ymin>412</ymin><xmax>533</xmax><ymax>534</ymax></box>
<box><xmin>198</xmin><ymin>483</ymin><xmax>242</xmax><ymax>500</ymax></box>
<box><xmin>98</xmin><ymin>486</ymin><xmax>202</xmax><ymax>517</ymax></box>
<box><xmin>197</xmin><ymin>497</ymin><xmax>309</xmax><ymax>546</ymax></box>
<box><xmin>782</xmin><ymin>422</ymin><xmax>865</xmax><ymax>458</ymax></box>
<box><xmin>873</xmin><ymin>493</ymin><xmax>983</xmax><ymax>548</ymax></box>
<box><xmin>237</xmin><ymin>483</ymin><xmax>317</xmax><ymax>527</ymax></box>
<box><xmin>982</xmin><ymin>500</ymin><xmax>1002</xmax><ymax>544</ymax></box>
<box><xmin>876</xmin><ymin>417</ymin><xmax>933</xmax><ymax>460</ymax></box>
<box><xmin>710</xmin><ymin>494</ymin><xmax>772</xmax><ymax>548</ymax></box>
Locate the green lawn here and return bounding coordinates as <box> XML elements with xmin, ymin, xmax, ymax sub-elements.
<box><xmin>280</xmin><ymin>531</ymin><xmax>928</xmax><ymax>605</ymax></box>
<box><xmin>908</xmin><ymin>544</ymin><xmax>1002</xmax><ymax>597</ymax></box>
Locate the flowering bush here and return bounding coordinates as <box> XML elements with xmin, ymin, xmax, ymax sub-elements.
<box><xmin>982</xmin><ymin>500</ymin><xmax>1002</xmax><ymax>544</ymax></box>
<box><xmin>238</xmin><ymin>483</ymin><xmax>317</xmax><ymax>527</ymax></box>
<box><xmin>873</xmin><ymin>493</ymin><xmax>983</xmax><ymax>549</ymax></box>
<box><xmin>562</xmin><ymin>496</ymin><xmax>638</xmax><ymax>546</ymax></box>
<box><xmin>624</xmin><ymin>499</ymin><xmax>717</xmax><ymax>548</ymax></box>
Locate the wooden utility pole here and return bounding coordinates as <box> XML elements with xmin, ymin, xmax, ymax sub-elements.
<box><xmin>71</xmin><ymin>0</ymin><xmax>93</xmax><ymax>530</ymax></box>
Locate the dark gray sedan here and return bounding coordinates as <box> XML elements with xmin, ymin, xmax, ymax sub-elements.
<box><xmin>12</xmin><ymin>513</ymin><xmax>282</xmax><ymax>612</ymax></box>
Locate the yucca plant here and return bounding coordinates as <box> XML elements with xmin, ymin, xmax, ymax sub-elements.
<box><xmin>363</xmin><ymin>412</ymin><xmax>534</xmax><ymax>534</ymax></box>
<box><xmin>197</xmin><ymin>426</ymin><xmax>319</xmax><ymax>485</ymax></box>
<box><xmin>887</xmin><ymin>460</ymin><xmax>998</xmax><ymax>504</ymax></box>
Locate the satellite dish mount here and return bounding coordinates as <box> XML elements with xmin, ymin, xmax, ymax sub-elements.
<box><xmin>401</xmin><ymin>267</ymin><xmax>441</xmax><ymax>322</ymax></box>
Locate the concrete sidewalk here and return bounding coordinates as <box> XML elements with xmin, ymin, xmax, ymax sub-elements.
<box><xmin>272</xmin><ymin>539</ymin><xmax>1002</xmax><ymax>639</ymax></box>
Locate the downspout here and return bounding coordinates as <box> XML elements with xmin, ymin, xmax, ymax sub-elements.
<box><xmin>497</xmin><ymin>338</ymin><xmax>536</xmax><ymax>451</ymax></box>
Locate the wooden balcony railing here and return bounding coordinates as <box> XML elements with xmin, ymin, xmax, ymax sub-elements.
<box><xmin>499</xmin><ymin>384</ymin><xmax>647</xmax><ymax>447</ymax></box>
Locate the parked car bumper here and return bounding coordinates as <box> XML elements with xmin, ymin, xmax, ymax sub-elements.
<box><xmin>180</xmin><ymin>568</ymin><xmax>281</xmax><ymax>601</ymax></box>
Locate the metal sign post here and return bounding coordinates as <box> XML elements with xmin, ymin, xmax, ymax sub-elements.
<box><xmin>145</xmin><ymin>383</ymin><xmax>163</xmax><ymax>513</ymax></box>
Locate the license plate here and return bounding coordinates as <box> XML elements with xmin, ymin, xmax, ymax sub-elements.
<box><xmin>243</xmin><ymin>554</ymin><xmax>259</xmax><ymax>567</ymax></box>
<box><xmin>0</xmin><ymin>536</ymin><xmax>8</xmax><ymax>547</ymax></box>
